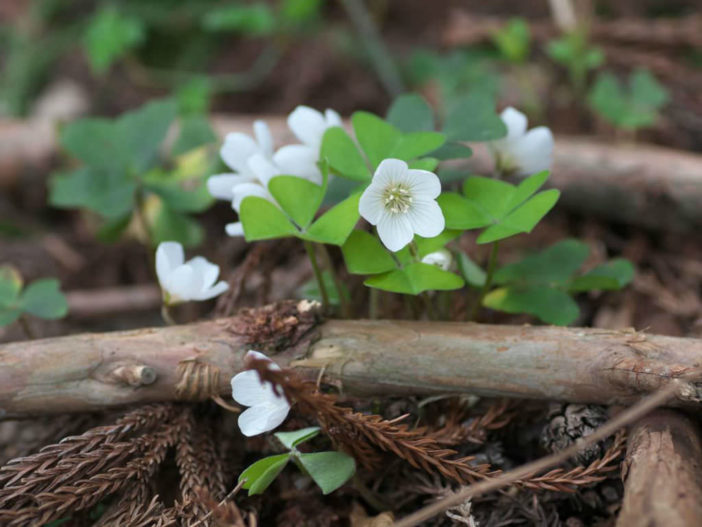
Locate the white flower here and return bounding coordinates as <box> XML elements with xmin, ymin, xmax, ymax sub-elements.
<box><xmin>207</xmin><ymin>120</ymin><xmax>274</xmax><ymax>201</ymax></box>
<box><xmin>359</xmin><ymin>159</ymin><xmax>445</xmax><ymax>252</ymax></box>
<box><xmin>155</xmin><ymin>242</ymin><xmax>228</xmax><ymax>305</ymax></box>
<box><xmin>489</xmin><ymin>107</ymin><xmax>554</xmax><ymax>176</ymax></box>
<box><xmin>231</xmin><ymin>350</ymin><xmax>291</xmax><ymax>437</ymax></box>
<box><xmin>421</xmin><ymin>249</ymin><xmax>452</xmax><ymax>271</ymax></box>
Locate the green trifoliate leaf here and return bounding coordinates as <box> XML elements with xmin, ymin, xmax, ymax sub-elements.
<box><xmin>407</xmin><ymin>158</ymin><xmax>439</xmax><ymax>171</ymax></box>
<box><xmin>49</xmin><ymin>167</ymin><xmax>137</xmax><ymax>220</ymax></box>
<box><xmin>569</xmin><ymin>258</ymin><xmax>635</xmax><ymax>292</ymax></box>
<box><xmin>96</xmin><ymin>214</ymin><xmax>132</xmax><ymax>243</ymax></box>
<box><xmin>239</xmin><ymin>197</ymin><xmax>298</xmax><ymax>241</ymax></box>
<box><xmin>116</xmin><ymin>98</ymin><xmax>178</xmax><ymax>173</ymax></box>
<box><xmin>457</xmin><ymin>252</ymin><xmax>487</xmax><ymax>288</ymax></box>
<box><xmin>491</xmin><ymin>18</ymin><xmax>531</xmax><ymax>63</ymax></box>
<box><xmin>172</xmin><ymin>115</ymin><xmax>217</xmax><ymax>156</ymax></box>
<box><xmin>351</xmin><ymin>112</ymin><xmax>445</xmax><ymax>169</ymax></box>
<box><xmin>239</xmin><ymin>453</ymin><xmax>291</xmax><ymax>495</ymax></box>
<box><xmin>0</xmin><ymin>266</ymin><xmax>23</xmax><ymax>308</ymax></box>
<box><xmin>442</xmin><ymin>93</ymin><xmax>507</xmax><ymax>142</ymax></box>
<box><xmin>483</xmin><ymin>285</ymin><xmax>580</xmax><ymax>326</ymax></box>
<box><xmin>341</xmin><ymin>230</ymin><xmax>396</xmax><ymax>275</ymax></box>
<box><xmin>59</xmin><ymin>119</ymin><xmax>125</xmax><ymax>169</ymax></box>
<box><xmin>430</xmin><ymin>142</ymin><xmax>473</xmax><ymax>161</ymax></box>
<box><xmin>414</xmin><ymin>230</ymin><xmax>461</xmax><ymax>257</ymax></box>
<box><xmin>386</xmin><ymin>93</ymin><xmax>435</xmax><ymax>132</ymax></box>
<box><xmin>268</xmin><ymin>176</ymin><xmax>323</xmax><ymax>228</ymax></box>
<box><xmin>20</xmin><ymin>279</ymin><xmax>68</xmax><ymax>320</ymax></box>
<box><xmin>364</xmin><ymin>263</ymin><xmax>464</xmax><ymax>295</ymax></box>
<box><xmin>0</xmin><ymin>308</ymin><xmax>22</xmax><ymax>327</ymax></box>
<box><xmin>303</xmin><ymin>193</ymin><xmax>360</xmax><ymax>246</ymax></box>
<box><xmin>439</xmin><ymin>172</ymin><xmax>559</xmax><ymax>244</ymax></box>
<box><xmin>150</xmin><ymin>205</ymin><xmax>204</xmax><ymax>248</ymax></box>
<box><xmin>493</xmin><ymin>239</ymin><xmax>590</xmax><ymax>287</ymax></box>
<box><xmin>84</xmin><ymin>7</ymin><xmax>144</xmax><ymax>74</ymax></box>
<box><xmin>320</xmin><ymin>127</ymin><xmax>370</xmax><ymax>181</ymax></box>
<box><xmin>275</xmin><ymin>427</ymin><xmax>321</xmax><ymax>450</ymax></box>
<box><xmin>297</xmin><ymin>451</ymin><xmax>356</xmax><ymax>495</ymax></box>
<box><xmin>143</xmin><ymin>170</ymin><xmax>213</xmax><ymax>214</ymax></box>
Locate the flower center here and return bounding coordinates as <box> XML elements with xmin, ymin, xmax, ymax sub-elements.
<box><xmin>382</xmin><ymin>184</ymin><xmax>413</xmax><ymax>214</ymax></box>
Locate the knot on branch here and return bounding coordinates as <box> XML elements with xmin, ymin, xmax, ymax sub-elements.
<box><xmin>227</xmin><ymin>299</ymin><xmax>323</xmax><ymax>352</ymax></box>
<box><xmin>175</xmin><ymin>360</ymin><xmax>221</xmax><ymax>401</ymax></box>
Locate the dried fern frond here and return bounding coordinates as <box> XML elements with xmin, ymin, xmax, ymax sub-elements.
<box><xmin>248</xmin><ymin>357</ymin><xmax>495</xmax><ymax>484</ymax></box>
<box><xmin>0</xmin><ymin>406</ymin><xmax>186</xmax><ymax>526</ymax></box>
<box><xmin>426</xmin><ymin>399</ymin><xmax>515</xmax><ymax>446</ymax></box>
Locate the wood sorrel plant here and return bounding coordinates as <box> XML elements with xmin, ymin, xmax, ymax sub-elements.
<box><xmin>220</xmin><ymin>95</ymin><xmax>633</xmax><ymax>324</ymax></box>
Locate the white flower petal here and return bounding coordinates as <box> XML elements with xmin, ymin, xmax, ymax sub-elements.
<box><xmin>273</xmin><ymin>145</ymin><xmax>322</xmax><ymax>184</ymax></box>
<box><xmin>226</xmin><ymin>222</ymin><xmax>245</xmax><ymax>237</ymax></box>
<box><xmin>374</xmin><ymin>158</ymin><xmax>408</xmax><ymax>188</ymax></box>
<box><xmin>247</xmin><ymin>153</ymin><xmax>281</xmax><ymax>188</ymax></box>
<box><xmin>358</xmin><ymin>185</ymin><xmax>385</xmax><ymax>225</ymax></box>
<box><xmin>220</xmin><ymin>133</ymin><xmax>259</xmax><ymax>173</ymax></box>
<box><xmin>511</xmin><ymin>126</ymin><xmax>554</xmax><ymax>175</ymax></box>
<box><xmin>156</xmin><ymin>242</ymin><xmax>184</xmax><ymax>289</ymax></box>
<box><xmin>422</xmin><ymin>249</ymin><xmax>452</xmax><ymax>270</ymax></box>
<box><xmin>254</xmin><ymin>120</ymin><xmax>273</xmax><ymax>158</ymax></box>
<box><xmin>405</xmin><ymin>169</ymin><xmax>442</xmax><ymax>199</ymax></box>
<box><xmin>376</xmin><ymin>213</ymin><xmax>414</xmax><ymax>252</ymax></box>
<box><xmin>207</xmin><ymin>173</ymin><xmax>254</xmax><ymax>201</ymax></box>
<box><xmin>407</xmin><ymin>199</ymin><xmax>445</xmax><ymax>238</ymax></box>
<box><xmin>231</xmin><ymin>370</ymin><xmax>268</xmax><ymax>406</ymax></box>
<box><xmin>500</xmin><ymin>107</ymin><xmax>528</xmax><ymax>140</ymax></box>
<box><xmin>245</xmin><ymin>350</ymin><xmax>270</xmax><ymax>362</ymax></box>
<box><xmin>163</xmin><ymin>264</ymin><xmax>194</xmax><ymax>303</ymax></box>
<box><xmin>324</xmin><ymin>109</ymin><xmax>342</xmax><ymax>127</ymax></box>
<box><xmin>237</xmin><ymin>400</ymin><xmax>290</xmax><ymax>437</ymax></box>
<box><xmin>186</xmin><ymin>256</ymin><xmax>219</xmax><ymax>290</ymax></box>
<box><xmin>288</xmin><ymin>105</ymin><xmax>327</xmax><ymax>147</ymax></box>
<box><xmin>193</xmin><ymin>280</ymin><xmax>228</xmax><ymax>301</ymax></box>
<box><xmin>232</xmin><ymin>182</ymin><xmax>274</xmax><ymax>212</ymax></box>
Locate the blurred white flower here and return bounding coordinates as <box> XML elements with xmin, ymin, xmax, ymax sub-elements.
<box><xmin>155</xmin><ymin>242</ymin><xmax>228</xmax><ymax>305</ymax></box>
<box><xmin>207</xmin><ymin>120</ymin><xmax>273</xmax><ymax>201</ymax></box>
<box><xmin>421</xmin><ymin>249</ymin><xmax>452</xmax><ymax>271</ymax></box>
<box><xmin>359</xmin><ymin>159</ymin><xmax>445</xmax><ymax>252</ymax></box>
<box><xmin>231</xmin><ymin>350</ymin><xmax>291</xmax><ymax>437</ymax></box>
<box><xmin>489</xmin><ymin>107</ymin><xmax>554</xmax><ymax>176</ymax></box>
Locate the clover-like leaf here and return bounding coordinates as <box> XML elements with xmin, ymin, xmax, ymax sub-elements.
<box><xmin>239</xmin><ymin>454</ymin><xmax>291</xmax><ymax>495</ymax></box>
<box><xmin>569</xmin><ymin>258</ymin><xmax>635</xmax><ymax>292</ymax></box>
<box><xmin>268</xmin><ymin>176</ymin><xmax>323</xmax><ymax>228</ymax></box>
<box><xmin>442</xmin><ymin>93</ymin><xmax>507</xmax><ymax>142</ymax></box>
<box><xmin>386</xmin><ymin>93</ymin><xmax>435</xmax><ymax>132</ymax></box>
<box><xmin>351</xmin><ymin>112</ymin><xmax>445</xmax><ymax>169</ymax></box>
<box><xmin>364</xmin><ymin>263</ymin><xmax>464</xmax><ymax>295</ymax></box>
<box><xmin>341</xmin><ymin>230</ymin><xmax>396</xmax><ymax>275</ymax></box>
<box><xmin>150</xmin><ymin>204</ymin><xmax>204</xmax><ymax>248</ymax></box>
<box><xmin>275</xmin><ymin>427</ymin><xmax>321</xmax><ymax>450</ymax></box>
<box><xmin>304</xmin><ymin>193</ymin><xmax>360</xmax><ymax>246</ymax></box>
<box><xmin>20</xmin><ymin>279</ymin><xmax>68</xmax><ymax>320</ymax></box>
<box><xmin>239</xmin><ymin>197</ymin><xmax>298</xmax><ymax>241</ymax></box>
<box><xmin>297</xmin><ymin>451</ymin><xmax>356</xmax><ymax>495</ymax></box>
<box><xmin>483</xmin><ymin>285</ymin><xmax>580</xmax><ymax>326</ymax></box>
<box><xmin>321</xmin><ymin>127</ymin><xmax>370</xmax><ymax>181</ymax></box>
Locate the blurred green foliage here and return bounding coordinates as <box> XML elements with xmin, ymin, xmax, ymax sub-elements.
<box><xmin>0</xmin><ymin>0</ymin><xmax>324</xmax><ymax>116</ymax></box>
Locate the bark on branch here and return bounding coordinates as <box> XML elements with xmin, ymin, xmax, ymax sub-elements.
<box><xmin>617</xmin><ymin>409</ymin><xmax>702</xmax><ymax>526</ymax></box>
<box><xmin>1</xmin><ymin>303</ymin><xmax>701</xmax><ymax>418</ymax></box>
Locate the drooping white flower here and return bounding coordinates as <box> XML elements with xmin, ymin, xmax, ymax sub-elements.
<box><xmin>359</xmin><ymin>159</ymin><xmax>445</xmax><ymax>252</ymax></box>
<box><xmin>155</xmin><ymin>242</ymin><xmax>228</xmax><ymax>305</ymax></box>
<box><xmin>489</xmin><ymin>107</ymin><xmax>554</xmax><ymax>176</ymax></box>
<box><xmin>421</xmin><ymin>249</ymin><xmax>452</xmax><ymax>271</ymax></box>
<box><xmin>207</xmin><ymin>120</ymin><xmax>274</xmax><ymax>201</ymax></box>
<box><xmin>231</xmin><ymin>350</ymin><xmax>291</xmax><ymax>437</ymax></box>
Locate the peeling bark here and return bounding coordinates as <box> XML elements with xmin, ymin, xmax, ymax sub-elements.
<box><xmin>1</xmin><ymin>303</ymin><xmax>701</xmax><ymax>417</ymax></box>
<box><xmin>617</xmin><ymin>409</ymin><xmax>702</xmax><ymax>526</ymax></box>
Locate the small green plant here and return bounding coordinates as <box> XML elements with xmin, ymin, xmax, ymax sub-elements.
<box><xmin>546</xmin><ymin>30</ymin><xmax>604</xmax><ymax>92</ymax></box>
<box><xmin>588</xmin><ymin>69</ymin><xmax>669</xmax><ymax>131</ymax></box>
<box><xmin>238</xmin><ymin>427</ymin><xmax>355</xmax><ymax>495</ymax></box>
<box><xmin>491</xmin><ymin>18</ymin><xmax>531</xmax><ymax>64</ymax></box>
<box><xmin>49</xmin><ymin>98</ymin><xmax>216</xmax><ymax>247</ymax></box>
<box><xmin>0</xmin><ymin>266</ymin><xmax>68</xmax><ymax>328</ymax></box>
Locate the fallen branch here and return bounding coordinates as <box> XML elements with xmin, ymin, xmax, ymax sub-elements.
<box><xmin>1</xmin><ymin>302</ymin><xmax>701</xmax><ymax>417</ymax></box>
<box><xmin>616</xmin><ymin>409</ymin><xmax>702</xmax><ymax>526</ymax></box>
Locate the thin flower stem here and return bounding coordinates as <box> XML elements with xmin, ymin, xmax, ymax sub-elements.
<box><xmin>304</xmin><ymin>241</ymin><xmax>330</xmax><ymax>312</ymax></box>
<box><xmin>317</xmin><ymin>243</ymin><xmax>351</xmax><ymax>318</ymax></box>
<box><xmin>161</xmin><ymin>304</ymin><xmax>177</xmax><ymax>326</ymax></box>
<box><xmin>18</xmin><ymin>315</ymin><xmax>36</xmax><ymax>340</ymax></box>
<box><xmin>468</xmin><ymin>242</ymin><xmax>500</xmax><ymax>321</ymax></box>
<box><xmin>369</xmin><ymin>288</ymin><xmax>380</xmax><ymax>319</ymax></box>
